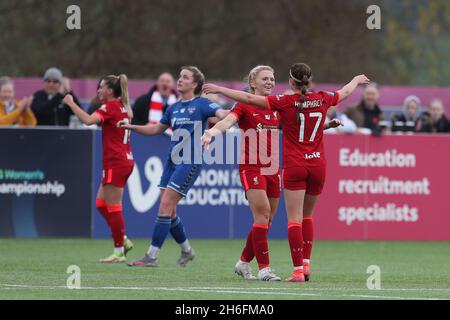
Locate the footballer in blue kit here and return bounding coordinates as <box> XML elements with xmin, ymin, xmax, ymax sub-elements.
<box><xmin>158</xmin><ymin>96</ymin><xmax>220</xmax><ymax>196</ymax></box>
<box><xmin>120</xmin><ymin>66</ymin><xmax>229</xmax><ymax>267</ymax></box>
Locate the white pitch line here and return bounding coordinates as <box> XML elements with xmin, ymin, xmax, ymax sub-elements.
<box><xmin>0</xmin><ymin>284</ymin><xmax>319</xmax><ymax>297</ymax></box>
<box><xmin>1</xmin><ymin>283</ymin><xmax>448</xmax><ymax>300</ymax></box>
<box><xmin>127</xmin><ymin>286</ymin><xmax>450</xmax><ymax>292</ymax></box>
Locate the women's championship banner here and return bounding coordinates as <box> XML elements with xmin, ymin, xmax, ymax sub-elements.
<box><xmin>0</xmin><ymin>128</ymin><xmax>93</xmax><ymax>237</ymax></box>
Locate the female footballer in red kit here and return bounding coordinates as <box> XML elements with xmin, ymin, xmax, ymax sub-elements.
<box><xmin>202</xmin><ymin>65</ymin><xmax>282</xmax><ymax>281</ymax></box>
<box><xmin>64</xmin><ymin>75</ymin><xmax>135</xmax><ymax>263</ymax></box>
<box><xmin>203</xmin><ymin>64</ymin><xmax>369</xmax><ymax>282</ymax></box>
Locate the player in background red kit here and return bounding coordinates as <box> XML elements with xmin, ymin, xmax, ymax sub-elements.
<box><xmin>201</xmin><ymin>65</ymin><xmax>344</xmax><ymax>281</ymax></box>
<box><xmin>203</xmin><ymin>64</ymin><xmax>369</xmax><ymax>282</ymax></box>
<box><xmin>64</xmin><ymin>75</ymin><xmax>135</xmax><ymax>264</ymax></box>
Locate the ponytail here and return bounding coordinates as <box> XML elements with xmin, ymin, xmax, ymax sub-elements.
<box><xmin>119</xmin><ymin>74</ymin><xmax>133</xmax><ymax>119</ymax></box>
<box><xmin>289</xmin><ymin>63</ymin><xmax>312</xmax><ymax>123</ymax></box>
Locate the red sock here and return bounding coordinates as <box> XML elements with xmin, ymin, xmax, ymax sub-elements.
<box><xmin>252</xmin><ymin>224</ymin><xmax>270</xmax><ymax>270</ymax></box>
<box><xmin>240</xmin><ymin>229</ymin><xmax>254</xmax><ymax>263</ymax></box>
<box><xmin>303</xmin><ymin>217</ymin><xmax>314</xmax><ymax>260</ymax></box>
<box><xmin>107</xmin><ymin>204</ymin><xmax>125</xmax><ymax>248</ymax></box>
<box><xmin>96</xmin><ymin>198</ymin><xmax>110</xmax><ymax>226</ymax></box>
<box><xmin>288</xmin><ymin>222</ymin><xmax>303</xmax><ymax>268</ymax></box>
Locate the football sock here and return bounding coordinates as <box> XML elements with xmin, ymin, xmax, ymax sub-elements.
<box><xmin>96</xmin><ymin>198</ymin><xmax>110</xmax><ymax>225</ymax></box>
<box><xmin>170</xmin><ymin>216</ymin><xmax>191</xmax><ymax>253</ymax></box>
<box><xmin>288</xmin><ymin>222</ymin><xmax>304</xmax><ymax>268</ymax></box>
<box><xmin>240</xmin><ymin>229</ymin><xmax>254</xmax><ymax>263</ymax></box>
<box><xmin>252</xmin><ymin>224</ymin><xmax>270</xmax><ymax>270</ymax></box>
<box><xmin>149</xmin><ymin>215</ymin><xmax>172</xmax><ymax>254</ymax></box>
<box><xmin>147</xmin><ymin>245</ymin><xmax>160</xmax><ymax>259</ymax></box>
<box><xmin>107</xmin><ymin>204</ymin><xmax>125</xmax><ymax>248</ymax></box>
<box><xmin>303</xmin><ymin>217</ymin><xmax>314</xmax><ymax>260</ymax></box>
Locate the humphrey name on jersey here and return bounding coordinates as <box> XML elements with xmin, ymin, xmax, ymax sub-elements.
<box><xmin>295</xmin><ymin>99</ymin><xmax>324</xmax><ymax>109</ymax></box>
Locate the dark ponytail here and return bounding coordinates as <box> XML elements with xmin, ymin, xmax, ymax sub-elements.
<box><xmin>289</xmin><ymin>63</ymin><xmax>312</xmax><ymax>122</ymax></box>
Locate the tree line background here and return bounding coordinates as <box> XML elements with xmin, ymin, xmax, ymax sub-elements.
<box><xmin>0</xmin><ymin>0</ymin><xmax>449</xmax><ymax>86</ymax></box>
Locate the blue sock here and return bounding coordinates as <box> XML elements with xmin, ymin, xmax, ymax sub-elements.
<box><xmin>170</xmin><ymin>216</ymin><xmax>187</xmax><ymax>244</ymax></box>
<box><xmin>151</xmin><ymin>216</ymin><xmax>172</xmax><ymax>248</ymax></box>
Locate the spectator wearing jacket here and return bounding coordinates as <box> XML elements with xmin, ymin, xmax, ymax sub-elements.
<box><xmin>31</xmin><ymin>68</ymin><xmax>80</xmax><ymax>126</ymax></box>
<box><xmin>391</xmin><ymin>95</ymin><xmax>421</xmax><ymax>133</ymax></box>
<box><xmin>345</xmin><ymin>83</ymin><xmax>385</xmax><ymax>134</ymax></box>
<box><xmin>0</xmin><ymin>78</ymin><xmax>36</xmax><ymax>127</ymax></box>
<box><xmin>418</xmin><ymin>99</ymin><xmax>450</xmax><ymax>133</ymax></box>
<box><xmin>132</xmin><ymin>73</ymin><xmax>178</xmax><ymax>126</ymax></box>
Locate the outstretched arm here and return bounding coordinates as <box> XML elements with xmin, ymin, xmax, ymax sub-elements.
<box><xmin>63</xmin><ymin>95</ymin><xmax>101</xmax><ymax>125</ymax></box>
<box><xmin>337</xmin><ymin>75</ymin><xmax>370</xmax><ymax>103</ymax></box>
<box><xmin>203</xmin><ymin>84</ymin><xmax>268</xmax><ymax>109</ymax></box>
<box><xmin>201</xmin><ymin>113</ymin><xmax>238</xmax><ymax>150</ymax></box>
<box><xmin>118</xmin><ymin>121</ymin><xmax>169</xmax><ymax>136</ymax></box>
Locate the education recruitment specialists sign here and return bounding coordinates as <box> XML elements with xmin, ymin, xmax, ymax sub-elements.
<box><xmin>0</xmin><ymin>128</ymin><xmax>93</xmax><ymax>237</ymax></box>
<box><xmin>315</xmin><ymin>133</ymin><xmax>450</xmax><ymax>240</ymax></box>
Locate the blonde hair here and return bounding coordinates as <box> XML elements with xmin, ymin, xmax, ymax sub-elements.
<box><xmin>103</xmin><ymin>74</ymin><xmax>133</xmax><ymax>119</ymax></box>
<box><xmin>246</xmin><ymin>65</ymin><xmax>274</xmax><ymax>94</ymax></box>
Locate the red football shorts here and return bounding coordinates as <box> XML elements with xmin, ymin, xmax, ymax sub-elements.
<box><xmin>240</xmin><ymin>168</ymin><xmax>281</xmax><ymax>198</ymax></box>
<box><xmin>102</xmin><ymin>165</ymin><xmax>134</xmax><ymax>188</ymax></box>
<box><xmin>282</xmin><ymin>166</ymin><xmax>326</xmax><ymax>195</ymax></box>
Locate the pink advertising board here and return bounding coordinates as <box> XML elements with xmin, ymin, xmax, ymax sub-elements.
<box><xmin>314</xmin><ymin>133</ymin><xmax>450</xmax><ymax>240</ymax></box>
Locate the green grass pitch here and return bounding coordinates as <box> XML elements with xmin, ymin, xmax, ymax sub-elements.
<box><xmin>0</xmin><ymin>239</ymin><xmax>449</xmax><ymax>300</ymax></box>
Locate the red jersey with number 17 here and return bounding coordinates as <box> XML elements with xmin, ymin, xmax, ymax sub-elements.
<box><xmin>265</xmin><ymin>91</ymin><xmax>339</xmax><ymax>168</ymax></box>
<box><xmin>94</xmin><ymin>99</ymin><xmax>134</xmax><ymax>168</ymax></box>
<box><xmin>230</xmin><ymin>102</ymin><xmax>280</xmax><ymax>171</ymax></box>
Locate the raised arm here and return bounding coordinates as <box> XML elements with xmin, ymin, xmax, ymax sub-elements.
<box><xmin>337</xmin><ymin>75</ymin><xmax>370</xmax><ymax>103</ymax></box>
<box><xmin>201</xmin><ymin>113</ymin><xmax>238</xmax><ymax>150</ymax></box>
<box><xmin>63</xmin><ymin>94</ymin><xmax>101</xmax><ymax>125</ymax></box>
<box><xmin>118</xmin><ymin>121</ymin><xmax>169</xmax><ymax>136</ymax></box>
<box><xmin>203</xmin><ymin>84</ymin><xmax>268</xmax><ymax>109</ymax></box>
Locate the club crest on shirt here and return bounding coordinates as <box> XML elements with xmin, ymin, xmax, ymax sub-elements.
<box><xmin>253</xmin><ymin>176</ymin><xmax>259</xmax><ymax>185</ymax></box>
<box><xmin>273</xmin><ymin>112</ymin><xmax>278</xmax><ymax>120</ymax></box>
<box><xmin>188</xmin><ymin>107</ymin><xmax>196</xmax><ymax>114</ymax></box>
<box><xmin>180</xmin><ymin>108</ymin><xmax>186</xmax><ymax>113</ymax></box>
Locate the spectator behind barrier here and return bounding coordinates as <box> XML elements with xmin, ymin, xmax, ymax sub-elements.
<box><xmin>31</xmin><ymin>68</ymin><xmax>81</xmax><ymax>126</ymax></box>
<box><xmin>418</xmin><ymin>99</ymin><xmax>450</xmax><ymax>133</ymax></box>
<box><xmin>325</xmin><ymin>106</ymin><xmax>357</xmax><ymax>134</ymax></box>
<box><xmin>391</xmin><ymin>95</ymin><xmax>421</xmax><ymax>133</ymax></box>
<box><xmin>0</xmin><ymin>77</ymin><xmax>36</xmax><ymax>127</ymax></box>
<box><xmin>132</xmin><ymin>72</ymin><xmax>178</xmax><ymax>126</ymax></box>
<box><xmin>345</xmin><ymin>83</ymin><xmax>385</xmax><ymax>135</ymax></box>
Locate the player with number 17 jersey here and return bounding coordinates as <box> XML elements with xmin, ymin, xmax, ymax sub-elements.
<box><xmin>265</xmin><ymin>91</ymin><xmax>339</xmax><ymax>194</ymax></box>
<box><xmin>94</xmin><ymin>99</ymin><xmax>134</xmax><ymax>187</ymax></box>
